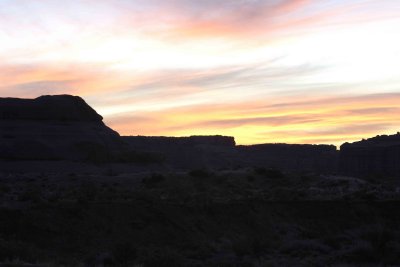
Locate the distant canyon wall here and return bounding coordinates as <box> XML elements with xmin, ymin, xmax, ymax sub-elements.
<box><xmin>339</xmin><ymin>133</ymin><xmax>400</xmax><ymax>178</ymax></box>
<box><xmin>123</xmin><ymin>136</ymin><xmax>338</xmax><ymax>173</ymax></box>
<box><xmin>122</xmin><ymin>135</ymin><xmax>237</xmax><ymax>170</ymax></box>
<box><xmin>236</xmin><ymin>144</ymin><xmax>338</xmax><ymax>173</ymax></box>
<box><xmin>124</xmin><ymin>135</ymin><xmax>235</xmax><ymax>149</ymax></box>
<box><xmin>1</xmin><ymin>95</ymin><xmax>399</xmax><ymax>178</ymax></box>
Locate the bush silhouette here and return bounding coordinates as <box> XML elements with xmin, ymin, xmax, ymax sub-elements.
<box><xmin>188</xmin><ymin>169</ymin><xmax>211</xmax><ymax>178</ymax></box>
<box><xmin>253</xmin><ymin>167</ymin><xmax>285</xmax><ymax>179</ymax></box>
<box><xmin>142</xmin><ymin>173</ymin><xmax>166</xmax><ymax>188</ymax></box>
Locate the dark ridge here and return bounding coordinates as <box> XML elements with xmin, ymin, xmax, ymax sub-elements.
<box><xmin>340</xmin><ymin>132</ymin><xmax>400</xmax><ymax>178</ymax></box>
<box><xmin>122</xmin><ymin>136</ymin><xmax>338</xmax><ymax>172</ymax></box>
<box><xmin>0</xmin><ymin>94</ymin><xmax>103</xmax><ymax>121</ymax></box>
<box><xmin>0</xmin><ymin>95</ymin><xmax>122</xmax><ymax>161</ymax></box>
<box><xmin>238</xmin><ymin>143</ymin><xmax>336</xmax><ymax>151</ymax></box>
<box><xmin>341</xmin><ymin>132</ymin><xmax>400</xmax><ymax>148</ymax></box>
<box><xmin>0</xmin><ymin>94</ymin><xmax>399</xmax><ymax>178</ymax></box>
<box><xmin>236</xmin><ymin>143</ymin><xmax>338</xmax><ymax>173</ymax></box>
<box><xmin>123</xmin><ymin>135</ymin><xmax>236</xmax><ymax>148</ymax></box>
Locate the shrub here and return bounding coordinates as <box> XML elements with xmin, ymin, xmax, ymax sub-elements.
<box><xmin>343</xmin><ymin>224</ymin><xmax>400</xmax><ymax>264</ymax></box>
<box><xmin>142</xmin><ymin>173</ymin><xmax>166</xmax><ymax>188</ymax></box>
<box><xmin>2</xmin><ymin>134</ymin><xmax>15</xmax><ymax>139</ymax></box>
<box><xmin>280</xmin><ymin>239</ymin><xmax>330</xmax><ymax>256</ymax></box>
<box><xmin>112</xmin><ymin>242</ymin><xmax>137</xmax><ymax>264</ymax></box>
<box><xmin>18</xmin><ymin>187</ymin><xmax>42</xmax><ymax>203</ymax></box>
<box><xmin>0</xmin><ymin>183</ymin><xmax>11</xmax><ymax>193</ymax></box>
<box><xmin>76</xmin><ymin>182</ymin><xmax>98</xmax><ymax>203</ymax></box>
<box><xmin>105</xmin><ymin>168</ymin><xmax>118</xmax><ymax>176</ymax></box>
<box><xmin>253</xmin><ymin>167</ymin><xmax>285</xmax><ymax>179</ymax></box>
<box><xmin>140</xmin><ymin>247</ymin><xmax>184</xmax><ymax>267</ymax></box>
<box><xmin>246</xmin><ymin>175</ymin><xmax>255</xmax><ymax>183</ymax></box>
<box><xmin>46</xmin><ymin>192</ymin><xmax>61</xmax><ymax>203</ymax></box>
<box><xmin>0</xmin><ymin>239</ymin><xmax>40</xmax><ymax>263</ymax></box>
<box><xmin>115</xmin><ymin>150</ymin><xmax>165</xmax><ymax>164</ymax></box>
<box><xmin>189</xmin><ymin>169</ymin><xmax>211</xmax><ymax>178</ymax></box>
<box><xmin>343</xmin><ymin>240</ymin><xmax>378</xmax><ymax>263</ymax></box>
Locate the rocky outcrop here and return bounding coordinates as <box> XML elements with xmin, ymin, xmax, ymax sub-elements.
<box><xmin>123</xmin><ymin>135</ymin><xmax>235</xmax><ymax>149</ymax></box>
<box><xmin>236</xmin><ymin>144</ymin><xmax>338</xmax><ymax>173</ymax></box>
<box><xmin>0</xmin><ymin>95</ymin><xmax>124</xmax><ymax>161</ymax></box>
<box><xmin>123</xmin><ymin>136</ymin><xmax>338</xmax><ymax>173</ymax></box>
<box><xmin>339</xmin><ymin>133</ymin><xmax>400</xmax><ymax>178</ymax></box>
<box><xmin>123</xmin><ymin>135</ymin><xmax>236</xmax><ymax>169</ymax></box>
<box><xmin>0</xmin><ymin>95</ymin><xmax>103</xmax><ymax>121</ymax></box>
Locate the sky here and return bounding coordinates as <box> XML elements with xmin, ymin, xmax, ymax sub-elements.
<box><xmin>0</xmin><ymin>0</ymin><xmax>399</xmax><ymax>146</ymax></box>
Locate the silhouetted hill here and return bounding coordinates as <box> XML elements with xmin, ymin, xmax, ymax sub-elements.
<box><xmin>0</xmin><ymin>95</ymin><xmax>103</xmax><ymax>121</ymax></box>
<box><xmin>123</xmin><ymin>136</ymin><xmax>338</xmax><ymax>172</ymax></box>
<box><xmin>123</xmin><ymin>135</ymin><xmax>236</xmax><ymax>169</ymax></box>
<box><xmin>340</xmin><ymin>133</ymin><xmax>400</xmax><ymax>178</ymax></box>
<box><xmin>124</xmin><ymin>135</ymin><xmax>235</xmax><ymax>148</ymax></box>
<box><xmin>236</xmin><ymin>143</ymin><xmax>338</xmax><ymax>173</ymax></box>
<box><xmin>0</xmin><ymin>95</ymin><xmax>124</xmax><ymax>161</ymax></box>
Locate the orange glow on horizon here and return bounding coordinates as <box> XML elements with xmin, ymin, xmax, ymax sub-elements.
<box><xmin>105</xmin><ymin>92</ymin><xmax>400</xmax><ymax>147</ymax></box>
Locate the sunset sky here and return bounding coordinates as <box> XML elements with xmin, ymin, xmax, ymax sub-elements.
<box><xmin>0</xmin><ymin>0</ymin><xmax>399</xmax><ymax>146</ymax></box>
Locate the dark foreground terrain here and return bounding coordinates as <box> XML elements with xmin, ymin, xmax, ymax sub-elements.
<box><xmin>1</xmin><ymin>169</ymin><xmax>400</xmax><ymax>267</ymax></box>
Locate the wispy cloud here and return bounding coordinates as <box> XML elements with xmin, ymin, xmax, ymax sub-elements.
<box><xmin>0</xmin><ymin>0</ymin><xmax>399</xmax><ymax>145</ymax></box>
<box><xmin>0</xmin><ymin>63</ymin><xmax>134</xmax><ymax>98</ymax></box>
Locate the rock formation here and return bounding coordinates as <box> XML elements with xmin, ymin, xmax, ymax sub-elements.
<box><xmin>339</xmin><ymin>133</ymin><xmax>400</xmax><ymax>178</ymax></box>
<box><xmin>236</xmin><ymin>144</ymin><xmax>338</xmax><ymax>173</ymax></box>
<box><xmin>123</xmin><ymin>136</ymin><xmax>338</xmax><ymax>172</ymax></box>
<box><xmin>0</xmin><ymin>95</ymin><xmax>124</xmax><ymax>161</ymax></box>
<box><xmin>123</xmin><ymin>135</ymin><xmax>236</xmax><ymax>169</ymax></box>
<box><xmin>123</xmin><ymin>135</ymin><xmax>235</xmax><ymax>149</ymax></box>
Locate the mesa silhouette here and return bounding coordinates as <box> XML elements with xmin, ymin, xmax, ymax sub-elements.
<box><xmin>1</xmin><ymin>94</ymin><xmax>399</xmax><ymax>178</ymax></box>
<box><xmin>2</xmin><ymin>95</ymin><xmax>400</xmax><ymax>267</ymax></box>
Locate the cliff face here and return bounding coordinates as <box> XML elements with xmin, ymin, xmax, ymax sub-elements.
<box><xmin>123</xmin><ymin>135</ymin><xmax>236</xmax><ymax>169</ymax></box>
<box><xmin>0</xmin><ymin>95</ymin><xmax>103</xmax><ymax>121</ymax></box>
<box><xmin>123</xmin><ymin>136</ymin><xmax>338</xmax><ymax>173</ymax></box>
<box><xmin>339</xmin><ymin>133</ymin><xmax>400</xmax><ymax>178</ymax></box>
<box><xmin>0</xmin><ymin>95</ymin><xmax>124</xmax><ymax>161</ymax></box>
<box><xmin>236</xmin><ymin>144</ymin><xmax>338</xmax><ymax>173</ymax></box>
<box><xmin>124</xmin><ymin>135</ymin><xmax>235</xmax><ymax>149</ymax></box>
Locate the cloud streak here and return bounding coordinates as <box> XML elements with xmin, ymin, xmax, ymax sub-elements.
<box><xmin>107</xmin><ymin>92</ymin><xmax>400</xmax><ymax>146</ymax></box>
<box><xmin>0</xmin><ymin>0</ymin><xmax>400</xmax><ymax>145</ymax></box>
